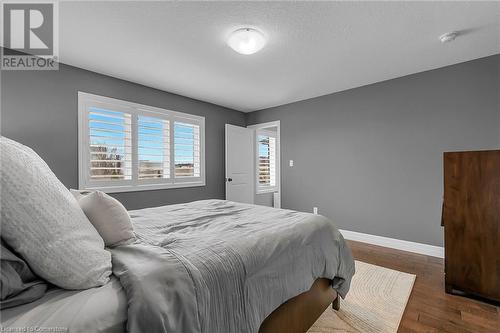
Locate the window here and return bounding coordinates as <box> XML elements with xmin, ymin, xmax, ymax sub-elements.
<box><xmin>88</xmin><ymin>108</ymin><xmax>132</xmax><ymax>181</ymax></box>
<box><xmin>258</xmin><ymin>135</ymin><xmax>276</xmax><ymax>187</ymax></box>
<box><xmin>174</xmin><ymin>122</ymin><xmax>201</xmax><ymax>178</ymax></box>
<box><xmin>137</xmin><ymin>115</ymin><xmax>170</xmax><ymax>180</ymax></box>
<box><xmin>78</xmin><ymin>92</ymin><xmax>205</xmax><ymax>192</ymax></box>
<box><xmin>255</xmin><ymin>127</ymin><xmax>279</xmax><ymax>193</ymax></box>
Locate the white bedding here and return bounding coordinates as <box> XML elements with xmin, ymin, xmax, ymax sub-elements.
<box><xmin>0</xmin><ymin>277</ymin><xmax>126</xmax><ymax>333</ymax></box>
<box><xmin>0</xmin><ymin>137</ymin><xmax>112</xmax><ymax>289</ymax></box>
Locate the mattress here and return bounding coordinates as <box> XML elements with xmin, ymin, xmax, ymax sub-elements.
<box><xmin>0</xmin><ymin>277</ymin><xmax>127</xmax><ymax>333</ymax></box>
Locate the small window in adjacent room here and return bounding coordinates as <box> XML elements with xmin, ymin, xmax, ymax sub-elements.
<box><xmin>78</xmin><ymin>92</ymin><xmax>205</xmax><ymax>192</ymax></box>
<box><xmin>256</xmin><ymin>127</ymin><xmax>279</xmax><ymax>193</ymax></box>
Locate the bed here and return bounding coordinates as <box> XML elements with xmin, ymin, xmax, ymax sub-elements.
<box><xmin>1</xmin><ymin>277</ymin><xmax>127</xmax><ymax>332</ymax></box>
<box><xmin>1</xmin><ymin>199</ymin><xmax>354</xmax><ymax>333</ymax></box>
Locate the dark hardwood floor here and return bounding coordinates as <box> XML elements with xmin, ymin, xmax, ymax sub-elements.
<box><xmin>347</xmin><ymin>240</ymin><xmax>500</xmax><ymax>333</ymax></box>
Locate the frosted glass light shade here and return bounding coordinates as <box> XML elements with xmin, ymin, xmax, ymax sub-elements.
<box><xmin>227</xmin><ymin>28</ymin><xmax>266</xmax><ymax>55</ymax></box>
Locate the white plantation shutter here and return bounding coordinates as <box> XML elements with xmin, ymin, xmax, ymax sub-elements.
<box><xmin>255</xmin><ymin>127</ymin><xmax>279</xmax><ymax>194</ymax></box>
<box><xmin>79</xmin><ymin>93</ymin><xmax>205</xmax><ymax>192</ymax></box>
<box><xmin>252</xmin><ymin>123</ymin><xmax>280</xmax><ymax>196</ymax></box>
<box><xmin>257</xmin><ymin>135</ymin><xmax>276</xmax><ymax>187</ymax></box>
<box><xmin>269</xmin><ymin>136</ymin><xmax>276</xmax><ymax>186</ymax></box>
<box><xmin>138</xmin><ymin>115</ymin><xmax>170</xmax><ymax>180</ymax></box>
<box><xmin>174</xmin><ymin>121</ymin><xmax>201</xmax><ymax>178</ymax></box>
<box><xmin>88</xmin><ymin>107</ymin><xmax>132</xmax><ymax>181</ymax></box>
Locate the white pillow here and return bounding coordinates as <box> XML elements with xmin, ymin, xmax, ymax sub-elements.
<box><xmin>0</xmin><ymin>137</ymin><xmax>112</xmax><ymax>289</ymax></box>
<box><xmin>71</xmin><ymin>190</ymin><xmax>136</xmax><ymax>247</ymax></box>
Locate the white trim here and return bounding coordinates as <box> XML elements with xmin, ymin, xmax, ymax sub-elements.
<box><xmin>247</xmin><ymin>120</ymin><xmax>281</xmax><ymax>205</ymax></box>
<box><xmin>78</xmin><ymin>92</ymin><xmax>206</xmax><ymax>193</ymax></box>
<box><xmin>247</xmin><ymin>120</ymin><xmax>281</xmax><ymax>130</ymax></box>
<box><xmin>256</xmin><ymin>187</ymin><xmax>278</xmax><ymax>194</ymax></box>
<box><xmin>339</xmin><ymin>229</ymin><xmax>444</xmax><ymax>258</ymax></box>
<box><xmin>82</xmin><ymin>181</ymin><xmax>206</xmax><ymax>194</ymax></box>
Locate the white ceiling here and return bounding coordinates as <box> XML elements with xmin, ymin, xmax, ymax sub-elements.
<box><xmin>58</xmin><ymin>1</ymin><xmax>500</xmax><ymax>112</ymax></box>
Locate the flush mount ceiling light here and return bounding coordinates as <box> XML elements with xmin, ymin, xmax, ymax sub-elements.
<box><xmin>439</xmin><ymin>31</ymin><xmax>458</xmax><ymax>43</ymax></box>
<box><xmin>227</xmin><ymin>28</ymin><xmax>266</xmax><ymax>55</ymax></box>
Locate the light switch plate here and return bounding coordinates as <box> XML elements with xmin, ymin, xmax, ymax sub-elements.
<box><xmin>289</xmin><ymin>160</ymin><xmax>294</xmax><ymax>167</ymax></box>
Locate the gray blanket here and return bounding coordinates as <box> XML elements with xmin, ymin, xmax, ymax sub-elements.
<box><xmin>0</xmin><ymin>240</ymin><xmax>48</xmax><ymax>309</ymax></box>
<box><xmin>111</xmin><ymin>200</ymin><xmax>355</xmax><ymax>333</ymax></box>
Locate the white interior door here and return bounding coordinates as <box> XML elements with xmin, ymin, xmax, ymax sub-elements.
<box><xmin>225</xmin><ymin>124</ymin><xmax>254</xmax><ymax>203</ymax></box>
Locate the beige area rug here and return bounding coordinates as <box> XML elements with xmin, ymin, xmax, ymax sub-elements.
<box><xmin>309</xmin><ymin>261</ymin><xmax>416</xmax><ymax>333</ymax></box>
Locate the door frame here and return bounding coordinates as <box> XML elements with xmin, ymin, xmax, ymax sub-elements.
<box><xmin>247</xmin><ymin>120</ymin><xmax>281</xmax><ymax>207</ymax></box>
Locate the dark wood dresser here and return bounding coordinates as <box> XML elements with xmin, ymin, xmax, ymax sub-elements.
<box><xmin>442</xmin><ymin>150</ymin><xmax>500</xmax><ymax>303</ymax></box>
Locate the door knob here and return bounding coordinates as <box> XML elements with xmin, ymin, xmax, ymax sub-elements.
<box><xmin>226</xmin><ymin>178</ymin><xmax>233</xmax><ymax>182</ymax></box>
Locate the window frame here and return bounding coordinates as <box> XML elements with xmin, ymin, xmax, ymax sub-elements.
<box><xmin>78</xmin><ymin>92</ymin><xmax>205</xmax><ymax>193</ymax></box>
<box><xmin>249</xmin><ymin>121</ymin><xmax>280</xmax><ymax>195</ymax></box>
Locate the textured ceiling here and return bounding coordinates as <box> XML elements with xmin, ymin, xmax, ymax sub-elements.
<box><xmin>58</xmin><ymin>1</ymin><xmax>500</xmax><ymax>112</ymax></box>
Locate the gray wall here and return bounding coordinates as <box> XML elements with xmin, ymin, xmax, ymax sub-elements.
<box><xmin>247</xmin><ymin>55</ymin><xmax>500</xmax><ymax>247</ymax></box>
<box><xmin>1</xmin><ymin>62</ymin><xmax>245</xmax><ymax>210</ymax></box>
<box><xmin>2</xmin><ymin>53</ymin><xmax>498</xmax><ymax>246</ymax></box>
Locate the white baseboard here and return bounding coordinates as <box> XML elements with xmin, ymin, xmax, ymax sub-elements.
<box><xmin>339</xmin><ymin>229</ymin><xmax>444</xmax><ymax>258</ymax></box>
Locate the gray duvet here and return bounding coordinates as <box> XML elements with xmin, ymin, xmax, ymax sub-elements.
<box><xmin>111</xmin><ymin>200</ymin><xmax>355</xmax><ymax>333</ymax></box>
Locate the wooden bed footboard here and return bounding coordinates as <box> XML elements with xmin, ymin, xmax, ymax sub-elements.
<box><xmin>258</xmin><ymin>278</ymin><xmax>339</xmax><ymax>333</ymax></box>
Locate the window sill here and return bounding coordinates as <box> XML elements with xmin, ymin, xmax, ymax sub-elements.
<box><xmin>256</xmin><ymin>187</ymin><xmax>278</xmax><ymax>194</ymax></box>
<box><xmin>80</xmin><ymin>181</ymin><xmax>206</xmax><ymax>194</ymax></box>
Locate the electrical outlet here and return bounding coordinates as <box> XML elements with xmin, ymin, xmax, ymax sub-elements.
<box><xmin>313</xmin><ymin>207</ymin><xmax>318</xmax><ymax>215</ymax></box>
<box><xmin>289</xmin><ymin>160</ymin><xmax>294</xmax><ymax>167</ymax></box>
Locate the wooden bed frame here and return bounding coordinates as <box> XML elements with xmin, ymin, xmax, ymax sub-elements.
<box><xmin>259</xmin><ymin>278</ymin><xmax>339</xmax><ymax>333</ymax></box>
